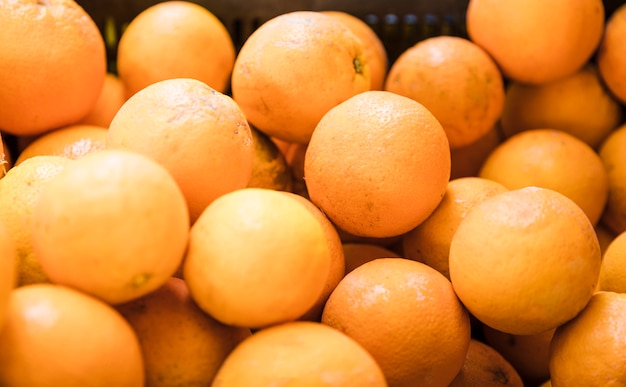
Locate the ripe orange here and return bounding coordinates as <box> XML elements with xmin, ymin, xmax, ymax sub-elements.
<box><xmin>305</xmin><ymin>90</ymin><xmax>450</xmax><ymax>238</ymax></box>
<box><xmin>402</xmin><ymin>177</ymin><xmax>508</xmax><ymax>279</ymax></box>
<box><xmin>78</xmin><ymin>72</ymin><xmax>127</xmax><ymax>128</ymax></box>
<box><xmin>597</xmin><ymin>3</ymin><xmax>626</xmax><ymax>104</ymax></box>
<box><xmin>15</xmin><ymin>124</ymin><xmax>108</xmax><ymax>165</ymax></box>
<box><xmin>246</xmin><ymin>126</ymin><xmax>293</xmax><ymax>192</ymax></box>
<box><xmin>213</xmin><ymin>321</ymin><xmax>388</xmax><ymax>386</ymax></box>
<box><xmin>0</xmin><ymin>0</ymin><xmax>106</xmax><ymax>135</ymax></box>
<box><xmin>116</xmin><ymin>277</ymin><xmax>251</xmax><ymax>386</ymax></box>
<box><xmin>449</xmin><ymin>339</ymin><xmax>524</xmax><ymax>387</ymax></box>
<box><xmin>479</xmin><ymin>129</ymin><xmax>609</xmax><ymax>226</ymax></box>
<box><xmin>322</xmin><ymin>10</ymin><xmax>389</xmax><ymax>90</ymax></box>
<box><xmin>31</xmin><ymin>149</ymin><xmax>189</xmax><ymax>305</ymax></box>
<box><xmin>231</xmin><ymin>11</ymin><xmax>371</xmax><ymax>144</ymax></box>
<box><xmin>0</xmin><ymin>221</ymin><xmax>16</xmax><ymax>330</ymax></box>
<box><xmin>466</xmin><ymin>0</ymin><xmax>605</xmax><ymax>84</ymax></box>
<box><xmin>385</xmin><ymin>36</ymin><xmax>505</xmax><ymax>148</ymax></box>
<box><xmin>449</xmin><ymin>186</ymin><xmax>602</xmax><ymax>335</ymax></box>
<box><xmin>0</xmin><ymin>155</ymin><xmax>73</xmax><ymax>286</ymax></box>
<box><xmin>598</xmin><ymin>123</ymin><xmax>626</xmax><ymax>235</ymax></box>
<box><xmin>549</xmin><ymin>291</ymin><xmax>626</xmax><ymax>386</ymax></box>
<box><xmin>107</xmin><ymin>78</ymin><xmax>255</xmax><ymax>223</ymax></box>
<box><xmin>116</xmin><ymin>0</ymin><xmax>235</xmax><ymax>98</ymax></box>
<box><xmin>342</xmin><ymin>242</ymin><xmax>400</xmax><ymax>275</ymax></box>
<box><xmin>499</xmin><ymin>64</ymin><xmax>623</xmax><ymax>149</ymax></box>
<box><xmin>183</xmin><ymin>188</ymin><xmax>332</xmax><ymax>329</ymax></box>
<box><xmin>322</xmin><ymin>258</ymin><xmax>471</xmax><ymax>386</ymax></box>
<box><xmin>0</xmin><ymin>284</ymin><xmax>144</xmax><ymax>386</ymax></box>
<box><xmin>597</xmin><ymin>231</ymin><xmax>626</xmax><ymax>293</ymax></box>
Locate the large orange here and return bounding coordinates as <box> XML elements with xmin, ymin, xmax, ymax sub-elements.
<box><xmin>107</xmin><ymin>78</ymin><xmax>255</xmax><ymax>223</ymax></box>
<box><xmin>231</xmin><ymin>11</ymin><xmax>371</xmax><ymax>144</ymax></box>
<box><xmin>0</xmin><ymin>284</ymin><xmax>144</xmax><ymax>386</ymax></box>
<box><xmin>304</xmin><ymin>90</ymin><xmax>450</xmax><ymax>238</ymax></box>
<box><xmin>0</xmin><ymin>0</ymin><xmax>106</xmax><ymax>135</ymax></box>
<box><xmin>449</xmin><ymin>187</ymin><xmax>601</xmax><ymax>335</ymax></box>
<box><xmin>466</xmin><ymin>0</ymin><xmax>605</xmax><ymax>84</ymax></box>
<box><xmin>31</xmin><ymin>149</ymin><xmax>190</xmax><ymax>304</ymax></box>
<box><xmin>212</xmin><ymin>321</ymin><xmax>388</xmax><ymax>386</ymax></box>
<box><xmin>322</xmin><ymin>258</ymin><xmax>471</xmax><ymax>387</ymax></box>
<box><xmin>116</xmin><ymin>0</ymin><xmax>235</xmax><ymax>98</ymax></box>
<box><xmin>597</xmin><ymin>3</ymin><xmax>626</xmax><ymax>104</ymax></box>
<box><xmin>116</xmin><ymin>277</ymin><xmax>251</xmax><ymax>386</ymax></box>
<box><xmin>385</xmin><ymin>36</ymin><xmax>505</xmax><ymax>148</ymax></box>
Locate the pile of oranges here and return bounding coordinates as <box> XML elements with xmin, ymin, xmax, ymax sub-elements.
<box><xmin>0</xmin><ymin>0</ymin><xmax>625</xmax><ymax>386</ymax></box>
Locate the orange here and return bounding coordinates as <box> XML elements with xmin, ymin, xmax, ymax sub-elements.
<box><xmin>466</xmin><ymin>0</ymin><xmax>605</xmax><ymax>84</ymax></box>
<box><xmin>107</xmin><ymin>77</ymin><xmax>255</xmax><ymax>223</ymax></box>
<box><xmin>402</xmin><ymin>177</ymin><xmax>508</xmax><ymax>279</ymax></box>
<box><xmin>322</xmin><ymin>10</ymin><xmax>389</xmax><ymax>90</ymax></box>
<box><xmin>0</xmin><ymin>155</ymin><xmax>73</xmax><ymax>286</ymax></box>
<box><xmin>499</xmin><ymin>64</ymin><xmax>623</xmax><ymax>149</ymax></box>
<box><xmin>597</xmin><ymin>3</ymin><xmax>626</xmax><ymax>104</ymax></box>
<box><xmin>0</xmin><ymin>221</ymin><xmax>16</xmax><ymax>330</ymax></box>
<box><xmin>385</xmin><ymin>36</ymin><xmax>505</xmax><ymax>148</ymax></box>
<box><xmin>183</xmin><ymin>188</ymin><xmax>332</xmax><ymax>329</ymax></box>
<box><xmin>342</xmin><ymin>242</ymin><xmax>400</xmax><ymax>275</ymax></box>
<box><xmin>15</xmin><ymin>124</ymin><xmax>108</xmax><ymax>165</ymax></box>
<box><xmin>482</xmin><ymin>325</ymin><xmax>555</xmax><ymax>386</ymax></box>
<box><xmin>231</xmin><ymin>11</ymin><xmax>371</xmax><ymax>144</ymax></box>
<box><xmin>116</xmin><ymin>0</ymin><xmax>235</xmax><ymax>98</ymax></box>
<box><xmin>449</xmin><ymin>186</ymin><xmax>601</xmax><ymax>335</ymax></box>
<box><xmin>479</xmin><ymin>129</ymin><xmax>609</xmax><ymax>226</ymax></box>
<box><xmin>597</xmin><ymin>230</ymin><xmax>626</xmax><ymax>293</ymax></box>
<box><xmin>212</xmin><ymin>321</ymin><xmax>388</xmax><ymax>386</ymax></box>
<box><xmin>598</xmin><ymin>123</ymin><xmax>626</xmax><ymax>235</ymax></box>
<box><xmin>78</xmin><ymin>72</ymin><xmax>127</xmax><ymax>128</ymax></box>
<box><xmin>246</xmin><ymin>126</ymin><xmax>293</xmax><ymax>192</ymax></box>
<box><xmin>449</xmin><ymin>339</ymin><xmax>524</xmax><ymax>387</ymax></box>
<box><xmin>31</xmin><ymin>149</ymin><xmax>189</xmax><ymax>305</ymax></box>
<box><xmin>0</xmin><ymin>284</ymin><xmax>144</xmax><ymax>386</ymax></box>
<box><xmin>450</xmin><ymin>124</ymin><xmax>503</xmax><ymax>180</ymax></box>
<box><xmin>0</xmin><ymin>0</ymin><xmax>106</xmax><ymax>135</ymax></box>
<box><xmin>322</xmin><ymin>258</ymin><xmax>471</xmax><ymax>387</ymax></box>
<box><xmin>116</xmin><ymin>277</ymin><xmax>251</xmax><ymax>386</ymax></box>
<box><xmin>305</xmin><ymin>90</ymin><xmax>450</xmax><ymax>238</ymax></box>
<box><xmin>549</xmin><ymin>291</ymin><xmax>626</xmax><ymax>386</ymax></box>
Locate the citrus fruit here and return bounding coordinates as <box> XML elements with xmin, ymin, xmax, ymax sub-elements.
<box><xmin>342</xmin><ymin>242</ymin><xmax>400</xmax><ymax>275</ymax></box>
<box><xmin>78</xmin><ymin>72</ymin><xmax>127</xmax><ymax>128</ymax></box>
<box><xmin>598</xmin><ymin>230</ymin><xmax>626</xmax><ymax>293</ymax></box>
<box><xmin>597</xmin><ymin>3</ymin><xmax>626</xmax><ymax>104</ymax></box>
<box><xmin>449</xmin><ymin>339</ymin><xmax>524</xmax><ymax>387</ymax></box>
<box><xmin>450</xmin><ymin>124</ymin><xmax>503</xmax><ymax>180</ymax></box>
<box><xmin>598</xmin><ymin>123</ymin><xmax>626</xmax><ymax>234</ymax></box>
<box><xmin>246</xmin><ymin>126</ymin><xmax>293</xmax><ymax>192</ymax></box>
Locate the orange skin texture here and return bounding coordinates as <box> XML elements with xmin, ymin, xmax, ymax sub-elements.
<box><xmin>231</xmin><ymin>11</ymin><xmax>371</xmax><ymax>144</ymax></box>
<box><xmin>116</xmin><ymin>277</ymin><xmax>252</xmax><ymax>387</ymax></box>
<box><xmin>597</xmin><ymin>4</ymin><xmax>626</xmax><ymax>104</ymax></box>
<box><xmin>305</xmin><ymin>90</ymin><xmax>451</xmax><ymax>238</ymax></box>
<box><xmin>466</xmin><ymin>0</ymin><xmax>604</xmax><ymax>84</ymax></box>
<box><xmin>0</xmin><ymin>0</ymin><xmax>106</xmax><ymax>135</ymax></box>
<box><xmin>598</xmin><ymin>231</ymin><xmax>626</xmax><ymax>293</ymax></box>
<box><xmin>449</xmin><ymin>187</ymin><xmax>602</xmax><ymax>335</ymax></box>
<box><xmin>116</xmin><ymin>0</ymin><xmax>235</xmax><ymax>98</ymax></box>
<box><xmin>0</xmin><ymin>284</ymin><xmax>145</xmax><ymax>387</ymax></box>
<box><xmin>322</xmin><ymin>258</ymin><xmax>471</xmax><ymax>387</ymax></box>
<box><xmin>449</xmin><ymin>339</ymin><xmax>524</xmax><ymax>387</ymax></box>
<box><xmin>385</xmin><ymin>36</ymin><xmax>505</xmax><ymax>148</ymax></box>
<box><xmin>31</xmin><ymin>150</ymin><xmax>190</xmax><ymax>305</ymax></box>
<box><xmin>213</xmin><ymin>321</ymin><xmax>388</xmax><ymax>386</ymax></box>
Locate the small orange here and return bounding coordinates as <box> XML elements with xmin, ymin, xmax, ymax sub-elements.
<box><xmin>116</xmin><ymin>277</ymin><xmax>251</xmax><ymax>386</ymax></box>
<box><xmin>598</xmin><ymin>123</ymin><xmax>626</xmax><ymax>235</ymax></box>
<box><xmin>466</xmin><ymin>0</ymin><xmax>605</xmax><ymax>84</ymax></box>
<box><xmin>212</xmin><ymin>321</ymin><xmax>388</xmax><ymax>386</ymax></box>
<box><xmin>0</xmin><ymin>0</ymin><xmax>106</xmax><ymax>135</ymax></box>
<box><xmin>499</xmin><ymin>64</ymin><xmax>623</xmax><ymax>149</ymax></box>
<box><xmin>0</xmin><ymin>284</ymin><xmax>144</xmax><ymax>386</ymax></box>
<box><xmin>449</xmin><ymin>186</ymin><xmax>601</xmax><ymax>335</ymax></box>
<box><xmin>449</xmin><ymin>339</ymin><xmax>524</xmax><ymax>387</ymax></box>
<box><xmin>15</xmin><ymin>124</ymin><xmax>108</xmax><ymax>165</ymax></box>
<box><xmin>231</xmin><ymin>11</ymin><xmax>371</xmax><ymax>144</ymax></box>
<box><xmin>31</xmin><ymin>149</ymin><xmax>189</xmax><ymax>305</ymax></box>
<box><xmin>597</xmin><ymin>230</ymin><xmax>626</xmax><ymax>293</ymax></box>
<box><xmin>322</xmin><ymin>258</ymin><xmax>471</xmax><ymax>387</ymax></box>
<box><xmin>183</xmin><ymin>188</ymin><xmax>332</xmax><ymax>329</ymax></box>
<box><xmin>479</xmin><ymin>129</ymin><xmax>609</xmax><ymax>226</ymax></box>
<box><xmin>78</xmin><ymin>72</ymin><xmax>127</xmax><ymax>128</ymax></box>
<box><xmin>549</xmin><ymin>291</ymin><xmax>626</xmax><ymax>386</ymax></box>
<box><xmin>116</xmin><ymin>0</ymin><xmax>235</xmax><ymax>98</ymax></box>
<box><xmin>385</xmin><ymin>36</ymin><xmax>505</xmax><ymax>148</ymax></box>
<box><xmin>402</xmin><ymin>177</ymin><xmax>508</xmax><ymax>279</ymax></box>
<box><xmin>597</xmin><ymin>3</ymin><xmax>626</xmax><ymax>104</ymax></box>
<box><xmin>305</xmin><ymin>90</ymin><xmax>450</xmax><ymax>238</ymax></box>
<box><xmin>107</xmin><ymin>77</ymin><xmax>255</xmax><ymax>223</ymax></box>
<box><xmin>0</xmin><ymin>221</ymin><xmax>16</xmax><ymax>330</ymax></box>
<box><xmin>342</xmin><ymin>242</ymin><xmax>400</xmax><ymax>275</ymax></box>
